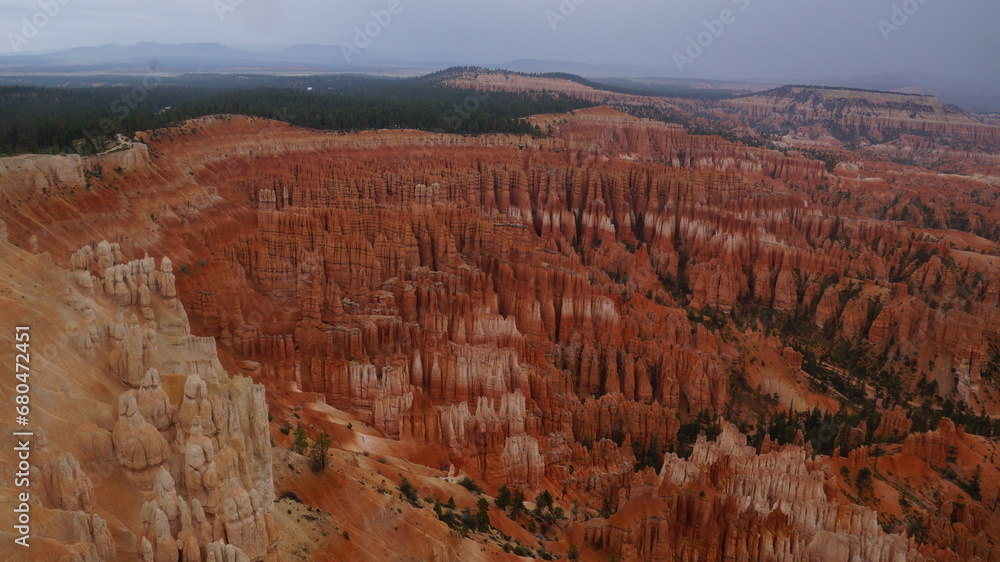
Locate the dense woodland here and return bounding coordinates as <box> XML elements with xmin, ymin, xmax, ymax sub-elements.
<box><xmin>0</xmin><ymin>71</ymin><xmax>596</xmax><ymax>155</ymax></box>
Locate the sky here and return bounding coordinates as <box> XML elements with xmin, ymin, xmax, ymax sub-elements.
<box><xmin>1</xmin><ymin>0</ymin><xmax>998</xmax><ymax>85</ymax></box>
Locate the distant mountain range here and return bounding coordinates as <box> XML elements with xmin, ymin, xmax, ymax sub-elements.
<box><xmin>1</xmin><ymin>42</ymin><xmax>997</xmax><ymax>112</ymax></box>
<box><xmin>0</xmin><ymin>41</ymin><xmax>434</xmax><ymax>74</ymax></box>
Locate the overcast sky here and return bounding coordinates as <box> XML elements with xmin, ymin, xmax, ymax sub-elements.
<box><xmin>1</xmin><ymin>0</ymin><xmax>997</xmax><ymax>84</ymax></box>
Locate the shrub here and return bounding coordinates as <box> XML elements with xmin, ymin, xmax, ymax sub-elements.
<box><xmin>399</xmin><ymin>478</ymin><xmax>419</xmax><ymax>504</ymax></box>
<box><xmin>856</xmin><ymin>467</ymin><xmax>873</xmax><ymax>495</ymax></box>
<box><xmin>458</xmin><ymin>476</ymin><xmax>484</xmax><ymax>494</ymax></box>
<box><xmin>946</xmin><ymin>445</ymin><xmax>958</xmax><ymax>464</ymax></box>
<box><xmin>278</xmin><ymin>491</ymin><xmax>303</xmax><ymax>503</ymax></box>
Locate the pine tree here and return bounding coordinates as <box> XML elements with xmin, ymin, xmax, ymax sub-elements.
<box><xmin>969</xmin><ymin>465</ymin><xmax>983</xmax><ymax>501</ymax></box>
<box><xmin>290</xmin><ymin>424</ymin><xmax>309</xmax><ymax>455</ymax></box>
<box><xmin>509</xmin><ymin>488</ymin><xmax>526</xmax><ymax>519</ymax></box>
<box><xmin>534</xmin><ymin>490</ymin><xmax>554</xmax><ymax>514</ymax></box>
<box><xmin>475</xmin><ymin>498</ymin><xmax>491</xmax><ymax>531</ymax></box>
<box><xmin>494</xmin><ymin>484</ymin><xmax>512</xmax><ymax>510</ymax></box>
<box><xmin>309</xmin><ymin>432</ymin><xmax>331</xmax><ymax>472</ymax></box>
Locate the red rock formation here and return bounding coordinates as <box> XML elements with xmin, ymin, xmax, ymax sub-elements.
<box><xmin>873</xmin><ymin>406</ymin><xmax>913</xmax><ymax>442</ymax></box>
<box><xmin>586</xmin><ymin>423</ymin><xmax>922</xmax><ymax>561</ymax></box>
<box><xmin>2</xmin><ymin>97</ymin><xmax>998</xmax><ymax>560</ymax></box>
<box><xmin>717</xmin><ymin>86</ymin><xmax>1000</xmax><ymax>165</ymax></box>
<box><xmin>902</xmin><ymin>418</ymin><xmax>965</xmax><ymax>470</ymax></box>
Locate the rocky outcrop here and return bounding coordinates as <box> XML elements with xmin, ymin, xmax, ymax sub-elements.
<box><xmin>33</xmin><ymin>429</ymin><xmax>97</xmax><ymax>514</ymax></box>
<box><xmin>0</xmin><ymin>152</ymin><xmax>86</xmax><ymax>192</ymax></box>
<box><xmin>873</xmin><ymin>406</ymin><xmax>913</xmax><ymax>442</ymax></box>
<box><xmin>502</xmin><ymin>435</ymin><xmax>545</xmax><ymax>489</ymax></box>
<box><xmin>718</xmin><ymin>86</ymin><xmax>1000</xmax><ymax>158</ymax></box>
<box><xmin>113</xmin><ymin>391</ymin><xmax>172</xmax><ymax>490</ymax></box>
<box><xmin>902</xmin><ymin>418</ymin><xmax>964</xmax><ymax>470</ymax></box>
<box><xmin>138</xmin><ymin>368</ymin><xmax>175</xmax><ymax>432</ymax></box>
<box><xmin>0</xmin><ymin>242</ymin><xmax>278</xmax><ymax>561</ymax></box>
<box><xmin>586</xmin><ymin>423</ymin><xmax>923</xmax><ymax>561</ymax></box>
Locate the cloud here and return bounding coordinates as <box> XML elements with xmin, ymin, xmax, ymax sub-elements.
<box><xmin>0</xmin><ymin>0</ymin><xmax>996</xmax><ymax>85</ymax></box>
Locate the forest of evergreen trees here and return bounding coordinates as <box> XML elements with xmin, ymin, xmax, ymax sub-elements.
<box><xmin>0</xmin><ymin>71</ymin><xmax>595</xmax><ymax>155</ymax></box>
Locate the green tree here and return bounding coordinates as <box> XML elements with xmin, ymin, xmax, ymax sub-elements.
<box><xmin>459</xmin><ymin>476</ymin><xmax>484</xmax><ymax>494</ymax></box>
<box><xmin>969</xmin><ymin>465</ymin><xmax>983</xmax><ymax>501</ymax></box>
<box><xmin>946</xmin><ymin>445</ymin><xmax>958</xmax><ymax>464</ymax></box>
<box><xmin>534</xmin><ymin>490</ymin><xmax>554</xmax><ymax>514</ymax></box>
<box><xmin>567</xmin><ymin>544</ymin><xmax>580</xmax><ymax>561</ymax></box>
<box><xmin>856</xmin><ymin>467</ymin><xmax>873</xmax><ymax>495</ymax></box>
<box><xmin>309</xmin><ymin>432</ymin><xmax>331</xmax><ymax>472</ymax></box>
<box><xmin>475</xmin><ymin>498</ymin><xmax>491</xmax><ymax>532</ymax></box>
<box><xmin>290</xmin><ymin>424</ymin><xmax>309</xmax><ymax>455</ymax></box>
<box><xmin>400</xmin><ymin>478</ymin><xmax>419</xmax><ymax>504</ymax></box>
<box><xmin>509</xmin><ymin>488</ymin><xmax>526</xmax><ymax>519</ymax></box>
<box><xmin>495</xmin><ymin>484</ymin><xmax>512</xmax><ymax>510</ymax></box>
